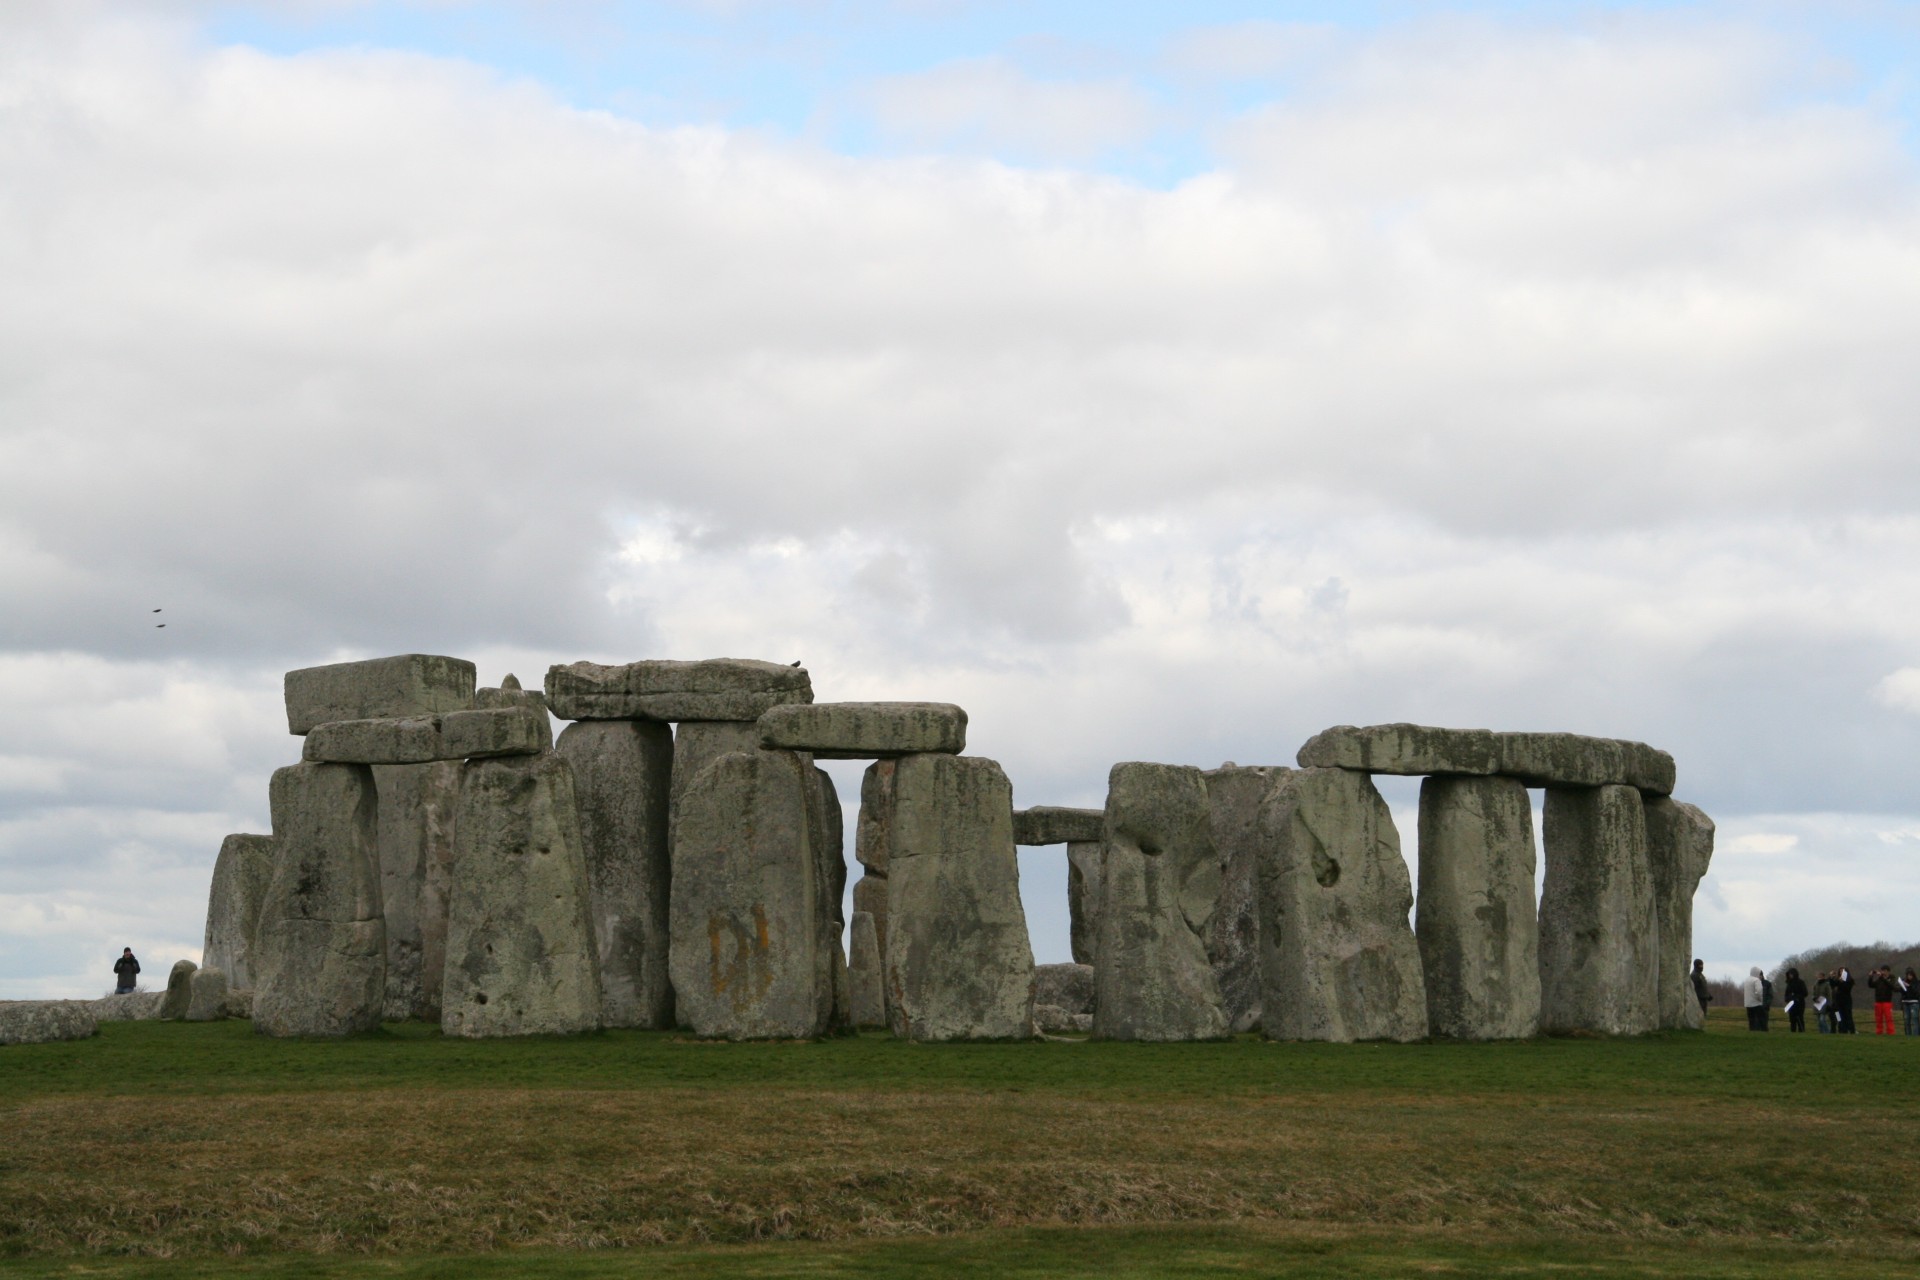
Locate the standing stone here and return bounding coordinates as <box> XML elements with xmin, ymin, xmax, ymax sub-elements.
<box><xmin>670</xmin><ymin>749</ymin><xmax>840</xmax><ymax>1039</ymax></box>
<box><xmin>885</xmin><ymin>753</ymin><xmax>1035</xmax><ymax>1041</ymax></box>
<box><xmin>1094</xmin><ymin>763</ymin><xmax>1227</xmax><ymax>1042</ymax></box>
<box><xmin>1257</xmin><ymin>768</ymin><xmax>1426</xmax><ymax>1043</ymax></box>
<box><xmin>159</xmin><ymin>959</ymin><xmax>198</xmax><ymax>1020</ymax></box>
<box><xmin>442</xmin><ymin>754</ymin><xmax>602</xmax><ymax>1038</ymax></box>
<box><xmin>1539</xmin><ymin>784</ymin><xmax>1658</xmax><ymax>1035</ymax></box>
<box><xmin>557</xmin><ymin>720</ymin><xmax>675</xmax><ymax>1029</ymax></box>
<box><xmin>202</xmin><ymin>833</ymin><xmax>276</xmax><ymax>990</ymax></box>
<box><xmin>184</xmin><ymin>967</ymin><xmax>230</xmax><ymax>1022</ymax></box>
<box><xmin>1204</xmin><ymin>764</ymin><xmax>1290</xmax><ymax>1033</ymax></box>
<box><xmin>373</xmin><ymin>761</ymin><xmax>462</xmax><ymax>1021</ymax></box>
<box><xmin>253</xmin><ymin>762</ymin><xmax>386</xmax><ymax>1038</ymax></box>
<box><xmin>1645</xmin><ymin>797</ymin><xmax>1715</xmax><ymax>1031</ymax></box>
<box><xmin>847</xmin><ymin>911</ymin><xmax>886</xmax><ymax>1028</ymax></box>
<box><xmin>809</xmin><ymin>766</ymin><xmax>851</xmax><ymax>1028</ymax></box>
<box><xmin>669</xmin><ymin>720</ymin><xmax>763</xmax><ymax>835</ymax></box>
<box><xmin>1066</xmin><ymin>841</ymin><xmax>1103</xmax><ymax>966</ymax></box>
<box><xmin>1416</xmin><ymin>775</ymin><xmax>1541</xmax><ymax>1040</ymax></box>
<box><xmin>853</xmin><ymin>759</ymin><xmax>896</xmax><ymax>960</ymax></box>
<box><xmin>284</xmin><ymin>654</ymin><xmax>475</xmax><ymax>734</ymax></box>
<box><xmin>1034</xmin><ymin>962</ymin><xmax>1095</xmax><ymax>1016</ymax></box>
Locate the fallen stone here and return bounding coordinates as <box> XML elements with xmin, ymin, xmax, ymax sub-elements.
<box><xmin>88</xmin><ymin>992</ymin><xmax>165</xmax><ymax>1022</ymax></box>
<box><xmin>1256</xmin><ymin>768</ymin><xmax>1427</xmax><ymax>1043</ymax></box>
<box><xmin>669</xmin><ymin>749</ymin><xmax>840</xmax><ymax>1039</ymax></box>
<box><xmin>184</xmin><ymin>967</ymin><xmax>230</xmax><ymax>1021</ymax></box>
<box><xmin>220</xmin><ymin>989</ymin><xmax>254</xmax><ymax>1020</ymax></box>
<box><xmin>848</xmin><ymin>911</ymin><xmax>886</xmax><ymax>1028</ymax></box>
<box><xmin>1094</xmin><ymin>762</ymin><xmax>1228</xmax><ymax>1042</ymax></box>
<box><xmin>1416</xmin><ymin>775</ymin><xmax>1541</xmax><ymax>1040</ymax></box>
<box><xmin>546</xmin><ymin>658</ymin><xmax>812</xmax><ymax>723</ymax></box>
<box><xmin>1538</xmin><ymin>784</ymin><xmax>1658</xmax><ymax>1035</ymax></box>
<box><xmin>557</xmin><ymin>720</ymin><xmax>675</xmax><ymax>1030</ymax></box>
<box><xmin>1035</xmin><ymin>1005</ymin><xmax>1093</xmax><ymax>1035</ymax></box>
<box><xmin>1497</xmin><ymin>733</ymin><xmax>1675</xmax><ymax>795</ymax></box>
<box><xmin>885</xmin><ymin>753</ymin><xmax>1035</xmax><ymax>1041</ymax></box>
<box><xmin>1066</xmin><ymin>842</ymin><xmax>1103</xmax><ymax>966</ymax></box>
<box><xmin>1013</xmin><ymin>806</ymin><xmax>1104</xmax><ymax>846</ymax></box>
<box><xmin>442</xmin><ymin>754</ymin><xmax>603</xmax><ymax>1038</ymax></box>
<box><xmin>1297</xmin><ymin>724</ymin><xmax>1501</xmax><ymax>777</ymax></box>
<box><xmin>202</xmin><ymin>833</ymin><xmax>276</xmax><ymax>991</ymax></box>
<box><xmin>373</xmin><ymin>760</ymin><xmax>462</xmax><ymax>1021</ymax></box>
<box><xmin>301</xmin><ymin>707</ymin><xmax>547</xmax><ymax>764</ymax></box>
<box><xmin>1645</xmin><ymin>796</ymin><xmax>1716</xmax><ymax>1032</ymax></box>
<box><xmin>160</xmin><ymin>959</ymin><xmax>198</xmax><ymax>1020</ymax></box>
<box><xmin>1205</xmin><ymin>765</ymin><xmax>1291</xmax><ymax>1034</ymax></box>
<box><xmin>1034</xmin><ymin>962</ymin><xmax>1094</xmax><ymax>1016</ymax></box>
<box><xmin>669</xmin><ymin>720</ymin><xmax>762</xmax><ymax>836</ymax></box>
<box><xmin>253</xmin><ymin>762</ymin><xmax>387</xmax><ymax>1038</ymax></box>
<box><xmin>0</xmin><ymin>1001</ymin><xmax>96</xmax><ymax>1045</ymax></box>
<box><xmin>759</xmin><ymin>702</ymin><xmax>967</xmax><ymax>759</ymax></box>
<box><xmin>285</xmin><ymin>654</ymin><xmax>475</xmax><ymax>735</ymax></box>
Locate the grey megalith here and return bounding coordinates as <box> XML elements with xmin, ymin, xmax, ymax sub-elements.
<box><xmin>1204</xmin><ymin>764</ymin><xmax>1291</xmax><ymax>1034</ymax></box>
<box><xmin>1646</xmin><ymin>797</ymin><xmax>1716</xmax><ymax>1031</ymax></box>
<box><xmin>202</xmin><ymin>833</ymin><xmax>276</xmax><ymax>991</ymax></box>
<box><xmin>669</xmin><ymin>749</ymin><xmax>841</xmax><ymax>1039</ymax></box>
<box><xmin>848</xmin><ymin>911</ymin><xmax>886</xmax><ymax>1028</ymax></box>
<box><xmin>373</xmin><ymin>761</ymin><xmax>462</xmax><ymax>1022</ymax></box>
<box><xmin>442</xmin><ymin>754</ymin><xmax>602</xmax><ymax>1038</ymax></box>
<box><xmin>1257</xmin><ymin>768</ymin><xmax>1426</xmax><ymax>1043</ymax></box>
<box><xmin>546</xmin><ymin>658</ymin><xmax>812</xmax><ymax>723</ymax></box>
<box><xmin>302</xmin><ymin>707</ymin><xmax>547</xmax><ymax>765</ymax></box>
<box><xmin>854</xmin><ymin>760</ymin><xmax>896</xmax><ymax>957</ymax></box>
<box><xmin>759</xmin><ymin>701</ymin><xmax>967</xmax><ymax>759</ymax></box>
<box><xmin>1012</xmin><ymin>806</ymin><xmax>1104</xmax><ymax>847</ymax></box>
<box><xmin>253</xmin><ymin>762</ymin><xmax>386</xmax><ymax>1038</ymax></box>
<box><xmin>1066</xmin><ymin>842</ymin><xmax>1103</xmax><ymax>966</ymax></box>
<box><xmin>1416</xmin><ymin>775</ymin><xmax>1541</xmax><ymax>1040</ymax></box>
<box><xmin>884</xmin><ymin>753</ymin><xmax>1036</xmax><ymax>1042</ymax></box>
<box><xmin>159</xmin><ymin>959</ymin><xmax>197</xmax><ymax>1020</ymax></box>
<box><xmin>810</xmin><ymin>765</ymin><xmax>851</xmax><ymax>1029</ymax></box>
<box><xmin>669</xmin><ymin>720</ymin><xmax>762</xmax><ymax>837</ymax></box>
<box><xmin>1539</xmin><ymin>784</ymin><xmax>1658</xmax><ymax>1036</ymax></box>
<box><xmin>557</xmin><ymin>720</ymin><xmax>675</xmax><ymax>1029</ymax></box>
<box><xmin>1094</xmin><ymin>762</ymin><xmax>1228</xmax><ymax>1042</ymax></box>
<box><xmin>284</xmin><ymin>654</ymin><xmax>475</xmax><ymax>736</ymax></box>
<box><xmin>184</xmin><ymin>967</ymin><xmax>230</xmax><ymax>1021</ymax></box>
<box><xmin>0</xmin><ymin>1002</ymin><xmax>96</xmax><ymax>1045</ymax></box>
<box><xmin>1296</xmin><ymin>723</ymin><xmax>1675</xmax><ymax>795</ymax></box>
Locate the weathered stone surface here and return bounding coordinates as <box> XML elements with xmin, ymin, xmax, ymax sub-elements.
<box><xmin>285</xmin><ymin>654</ymin><xmax>475</xmax><ymax>735</ymax></box>
<box><xmin>1035</xmin><ymin>1006</ymin><xmax>1094</xmax><ymax>1035</ymax></box>
<box><xmin>670</xmin><ymin>749</ymin><xmax>840</xmax><ymax>1039</ymax></box>
<box><xmin>1645</xmin><ymin>796</ymin><xmax>1715</xmax><ymax>1032</ymax></box>
<box><xmin>0</xmin><ymin>1001</ymin><xmax>96</xmax><ymax>1045</ymax></box>
<box><xmin>373</xmin><ymin>761</ymin><xmax>462</xmax><ymax>1021</ymax></box>
<box><xmin>88</xmin><ymin>992</ymin><xmax>164</xmax><ymax>1022</ymax></box>
<box><xmin>202</xmin><ymin>833</ymin><xmax>276</xmax><ymax>990</ymax></box>
<box><xmin>303</xmin><ymin>708</ymin><xmax>546</xmax><ymax>764</ymax></box>
<box><xmin>1497</xmin><ymin>733</ymin><xmax>1675</xmax><ymax>795</ymax></box>
<box><xmin>1416</xmin><ymin>775</ymin><xmax>1541</xmax><ymax>1040</ymax></box>
<box><xmin>848</xmin><ymin>911</ymin><xmax>886</xmax><ymax>1027</ymax></box>
<box><xmin>474</xmin><ymin>673</ymin><xmax>548</xmax><ymax>714</ymax></box>
<box><xmin>885</xmin><ymin>753</ymin><xmax>1035</xmax><ymax>1041</ymax></box>
<box><xmin>856</xmin><ymin>760</ymin><xmax>896</xmax><ymax>874</ymax></box>
<box><xmin>220</xmin><ymin>989</ymin><xmax>254</xmax><ymax>1020</ymax></box>
<box><xmin>184</xmin><ymin>966</ymin><xmax>230</xmax><ymax>1021</ymax></box>
<box><xmin>160</xmin><ymin>959</ymin><xmax>197</xmax><ymax>1019</ymax></box>
<box><xmin>253</xmin><ymin>762</ymin><xmax>386</xmax><ymax>1038</ymax></box>
<box><xmin>1094</xmin><ymin>763</ymin><xmax>1228</xmax><ymax>1042</ymax></box>
<box><xmin>1204</xmin><ymin>765</ymin><xmax>1290</xmax><ymax>1034</ymax></box>
<box><xmin>669</xmin><ymin>720</ymin><xmax>762</xmax><ymax>835</ymax></box>
<box><xmin>1539</xmin><ymin>784</ymin><xmax>1658</xmax><ymax>1035</ymax></box>
<box><xmin>809</xmin><ymin>767</ymin><xmax>851</xmax><ymax>1027</ymax></box>
<box><xmin>1013</xmin><ymin>806</ymin><xmax>1104</xmax><ymax>846</ymax></box>
<box><xmin>1066</xmin><ymin>842</ymin><xmax>1103</xmax><ymax>966</ymax></box>
<box><xmin>759</xmin><ymin>702</ymin><xmax>966</xmax><ymax>760</ymax></box>
<box><xmin>1297</xmin><ymin>725</ymin><xmax>1501</xmax><ymax>777</ymax></box>
<box><xmin>557</xmin><ymin>720</ymin><xmax>675</xmax><ymax>1029</ymax></box>
<box><xmin>1256</xmin><ymin>768</ymin><xmax>1426</xmax><ymax>1043</ymax></box>
<box><xmin>852</xmin><ymin>873</ymin><xmax>889</xmax><ymax>956</ymax></box>
<box><xmin>1034</xmin><ymin>962</ymin><xmax>1094</xmax><ymax>1016</ymax></box>
<box><xmin>546</xmin><ymin>659</ymin><xmax>812</xmax><ymax>723</ymax></box>
<box><xmin>442</xmin><ymin>754</ymin><xmax>603</xmax><ymax>1038</ymax></box>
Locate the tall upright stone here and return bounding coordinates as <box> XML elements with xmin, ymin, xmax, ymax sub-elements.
<box><xmin>669</xmin><ymin>749</ymin><xmax>841</xmax><ymax>1039</ymax></box>
<box><xmin>1093</xmin><ymin>763</ymin><xmax>1227</xmax><ymax>1042</ymax></box>
<box><xmin>885</xmin><ymin>753</ymin><xmax>1035</xmax><ymax>1041</ymax></box>
<box><xmin>442</xmin><ymin>754</ymin><xmax>602</xmax><ymax>1038</ymax></box>
<box><xmin>1203</xmin><ymin>764</ymin><xmax>1289</xmax><ymax>1033</ymax></box>
<box><xmin>809</xmin><ymin>766</ymin><xmax>851</xmax><ymax>1027</ymax></box>
<box><xmin>1066</xmin><ymin>841</ymin><xmax>1103</xmax><ymax>966</ymax></box>
<box><xmin>1416</xmin><ymin>775</ymin><xmax>1541</xmax><ymax>1040</ymax></box>
<box><xmin>202</xmin><ymin>833</ymin><xmax>276</xmax><ymax>990</ymax></box>
<box><xmin>1538</xmin><ymin>784</ymin><xmax>1658</xmax><ymax>1036</ymax></box>
<box><xmin>669</xmin><ymin>721</ymin><xmax>762</xmax><ymax>834</ymax></box>
<box><xmin>253</xmin><ymin>762</ymin><xmax>386</xmax><ymax>1038</ymax></box>
<box><xmin>1645</xmin><ymin>796</ymin><xmax>1715</xmax><ymax>1031</ymax></box>
<box><xmin>847</xmin><ymin>910</ymin><xmax>886</xmax><ymax>1028</ymax></box>
<box><xmin>557</xmin><ymin>720</ymin><xmax>675</xmax><ymax>1029</ymax></box>
<box><xmin>1256</xmin><ymin>768</ymin><xmax>1426</xmax><ymax>1043</ymax></box>
<box><xmin>853</xmin><ymin>760</ymin><xmax>896</xmax><ymax>961</ymax></box>
<box><xmin>372</xmin><ymin>761</ymin><xmax>462</xmax><ymax>1021</ymax></box>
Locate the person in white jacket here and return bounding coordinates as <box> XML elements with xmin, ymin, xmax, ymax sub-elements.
<box><xmin>1743</xmin><ymin>966</ymin><xmax>1767</xmax><ymax>1032</ymax></box>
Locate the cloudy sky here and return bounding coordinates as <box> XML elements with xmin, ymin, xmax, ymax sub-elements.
<box><xmin>4</xmin><ymin>0</ymin><xmax>1918</xmax><ymax>999</ymax></box>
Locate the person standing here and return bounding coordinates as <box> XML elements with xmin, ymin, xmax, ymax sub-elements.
<box><xmin>112</xmin><ymin>947</ymin><xmax>140</xmax><ymax>994</ymax></box>
<box><xmin>1783</xmin><ymin>968</ymin><xmax>1808</xmax><ymax>1033</ymax></box>
<box><xmin>1691</xmin><ymin>959</ymin><xmax>1712</xmax><ymax>1019</ymax></box>
<box><xmin>1872</xmin><ymin>966</ymin><xmax>1897</xmax><ymax>1036</ymax></box>
<box><xmin>1901</xmin><ymin>968</ymin><xmax>1920</xmax><ymax>1037</ymax></box>
<box><xmin>1743</xmin><ymin>966</ymin><xmax>1767</xmax><ymax>1031</ymax></box>
<box><xmin>1833</xmin><ymin>967</ymin><xmax>1857</xmax><ymax>1034</ymax></box>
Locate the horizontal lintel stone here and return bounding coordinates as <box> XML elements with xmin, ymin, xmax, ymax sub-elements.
<box><xmin>1013</xmin><ymin>806</ymin><xmax>1104</xmax><ymax>846</ymax></box>
<box><xmin>302</xmin><ymin>707</ymin><xmax>547</xmax><ymax>764</ymax></box>
<box><xmin>545</xmin><ymin>659</ymin><xmax>812</xmax><ymax>723</ymax></box>
<box><xmin>284</xmin><ymin>654</ymin><xmax>475</xmax><ymax>736</ymax></box>
<box><xmin>758</xmin><ymin>702</ymin><xmax>966</xmax><ymax>759</ymax></box>
<box><xmin>1295</xmin><ymin>723</ymin><xmax>1675</xmax><ymax>794</ymax></box>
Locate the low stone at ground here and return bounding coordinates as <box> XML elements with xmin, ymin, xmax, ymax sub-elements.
<box><xmin>1034</xmin><ymin>962</ymin><xmax>1094</xmax><ymax>1016</ymax></box>
<box><xmin>87</xmin><ymin>992</ymin><xmax>164</xmax><ymax>1022</ymax></box>
<box><xmin>0</xmin><ymin>1001</ymin><xmax>96</xmax><ymax>1045</ymax></box>
<box><xmin>759</xmin><ymin>702</ymin><xmax>966</xmax><ymax>759</ymax></box>
<box><xmin>184</xmin><ymin>967</ymin><xmax>230</xmax><ymax>1021</ymax></box>
<box><xmin>202</xmin><ymin>833</ymin><xmax>276</xmax><ymax>991</ymax></box>
<box><xmin>285</xmin><ymin>654</ymin><xmax>476</xmax><ymax>735</ymax></box>
<box><xmin>159</xmin><ymin>959</ymin><xmax>198</xmax><ymax>1020</ymax></box>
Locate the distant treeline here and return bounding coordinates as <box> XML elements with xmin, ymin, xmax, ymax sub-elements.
<box><xmin>1772</xmin><ymin>941</ymin><xmax>1920</xmax><ymax>983</ymax></box>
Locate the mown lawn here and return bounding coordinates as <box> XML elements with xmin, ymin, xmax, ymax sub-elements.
<box><xmin>3</xmin><ymin>1007</ymin><xmax>1917</xmax><ymax>1277</ymax></box>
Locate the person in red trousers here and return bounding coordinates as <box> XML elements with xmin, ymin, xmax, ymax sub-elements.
<box><xmin>1871</xmin><ymin>966</ymin><xmax>1898</xmax><ymax>1035</ymax></box>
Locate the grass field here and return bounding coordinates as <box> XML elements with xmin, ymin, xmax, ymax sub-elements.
<box><xmin>3</xmin><ymin>1006</ymin><xmax>1918</xmax><ymax>1277</ymax></box>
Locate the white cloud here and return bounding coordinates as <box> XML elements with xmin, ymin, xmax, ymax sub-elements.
<box><xmin>1875</xmin><ymin>667</ymin><xmax>1920</xmax><ymax>713</ymax></box>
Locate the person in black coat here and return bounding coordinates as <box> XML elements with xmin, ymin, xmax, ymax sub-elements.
<box><xmin>112</xmin><ymin>947</ymin><xmax>140</xmax><ymax>994</ymax></box>
<box><xmin>1783</xmin><ymin>968</ymin><xmax>1808</xmax><ymax>1032</ymax></box>
<box><xmin>1832</xmin><ymin>967</ymin><xmax>1857</xmax><ymax>1033</ymax></box>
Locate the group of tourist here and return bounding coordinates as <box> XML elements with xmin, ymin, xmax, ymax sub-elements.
<box><xmin>1709</xmin><ymin>959</ymin><xmax>1920</xmax><ymax>1035</ymax></box>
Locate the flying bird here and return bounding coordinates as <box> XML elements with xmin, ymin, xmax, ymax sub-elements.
<box><xmin>152</xmin><ymin>608</ymin><xmax>162</xmax><ymax>613</ymax></box>
<box><xmin>156</xmin><ymin>624</ymin><xmax>166</xmax><ymax>628</ymax></box>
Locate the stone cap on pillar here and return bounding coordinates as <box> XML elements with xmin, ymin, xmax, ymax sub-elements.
<box><xmin>546</xmin><ymin>658</ymin><xmax>812</xmax><ymax>722</ymax></box>
<box><xmin>758</xmin><ymin>702</ymin><xmax>966</xmax><ymax>760</ymax></box>
<box><xmin>302</xmin><ymin>706</ymin><xmax>549</xmax><ymax>764</ymax></box>
<box><xmin>1012</xmin><ymin>806</ymin><xmax>1104</xmax><ymax>846</ymax></box>
<box><xmin>284</xmin><ymin>654</ymin><xmax>476</xmax><ymax>735</ymax></box>
<box><xmin>1296</xmin><ymin>722</ymin><xmax>1675</xmax><ymax>795</ymax></box>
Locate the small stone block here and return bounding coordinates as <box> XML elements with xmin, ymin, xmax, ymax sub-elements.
<box><xmin>1012</xmin><ymin>806</ymin><xmax>1104</xmax><ymax>846</ymax></box>
<box><xmin>285</xmin><ymin>654</ymin><xmax>475</xmax><ymax>735</ymax></box>
<box><xmin>758</xmin><ymin>702</ymin><xmax>966</xmax><ymax>759</ymax></box>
